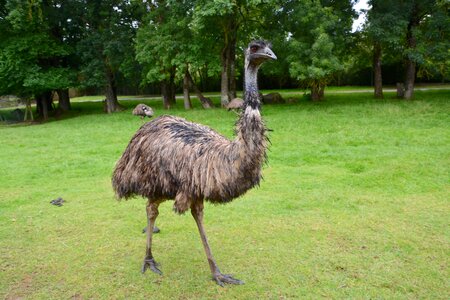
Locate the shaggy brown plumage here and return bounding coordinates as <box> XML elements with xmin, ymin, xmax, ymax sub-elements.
<box><xmin>113</xmin><ymin>112</ymin><xmax>267</xmax><ymax>209</ymax></box>
<box><xmin>226</xmin><ymin>98</ymin><xmax>244</xmax><ymax>111</ymax></box>
<box><xmin>132</xmin><ymin>104</ymin><xmax>154</xmax><ymax>119</ymax></box>
<box><xmin>112</xmin><ymin>40</ymin><xmax>276</xmax><ymax>286</ymax></box>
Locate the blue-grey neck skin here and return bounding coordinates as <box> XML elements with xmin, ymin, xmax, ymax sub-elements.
<box><xmin>243</xmin><ymin>57</ymin><xmax>261</xmax><ymax>110</ymax></box>
<box><xmin>235</xmin><ymin>54</ymin><xmax>267</xmax><ymax>158</ymax></box>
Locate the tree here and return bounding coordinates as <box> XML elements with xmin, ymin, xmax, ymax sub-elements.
<box><xmin>136</xmin><ymin>0</ymin><xmax>216</xmax><ymax>109</ymax></box>
<box><xmin>192</xmin><ymin>0</ymin><xmax>238</xmax><ymax>106</ymax></box>
<box><xmin>416</xmin><ymin>0</ymin><xmax>450</xmax><ymax>82</ymax></box>
<box><xmin>282</xmin><ymin>0</ymin><xmax>355</xmax><ymax>101</ymax></box>
<box><xmin>192</xmin><ymin>0</ymin><xmax>276</xmax><ymax>106</ymax></box>
<box><xmin>77</xmin><ymin>0</ymin><xmax>144</xmax><ymax>113</ymax></box>
<box><xmin>365</xmin><ymin>0</ymin><xmax>406</xmax><ymax>98</ymax></box>
<box><xmin>365</xmin><ymin>0</ymin><xmax>445</xmax><ymax>100</ymax></box>
<box><xmin>0</xmin><ymin>0</ymin><xmax>78</xmax><ymax>120</ymax></box>
<box><xmin>402</xmin><ymin>1</ymin><xmax>426</xmax><ymax>99</ymax></box>
<box><xmin>135</xmin><ymin>1</ymin><xmax>184</xmax><ymax>109</ymax></box>
<box><xmin>402</xmin><ymin>0</ymin><xmax>442</xmax><ymax>99</ymax></box>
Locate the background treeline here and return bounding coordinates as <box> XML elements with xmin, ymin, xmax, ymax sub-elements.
<box><xmin>0</xmin><ymin>0</ymin><xmax>448</xmax><ymax>119</ymax></box>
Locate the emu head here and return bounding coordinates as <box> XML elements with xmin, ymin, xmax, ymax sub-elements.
<box><xmin>142</xmin><ymin>105</ymin><xmax>154</xmax><ymax>117</ymax></box>
<box><xmin>245</xmin><ymin>40</ymin><xmax>277</xmax><ymax>68</ymax></box>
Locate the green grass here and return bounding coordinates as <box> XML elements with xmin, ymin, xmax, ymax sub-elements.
<box><xmin>65</xmin><ymin>84</ymin><xmax>450</xmax><ymax>103</ymax></box>
<box><xmin>1</xmin><ymin>90</ymin><xmax>449</xmax><ymax>299</ymax></box>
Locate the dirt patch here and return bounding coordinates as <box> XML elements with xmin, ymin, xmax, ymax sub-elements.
<box><xmin>5</xmin><ymin>273</ymin><xmax>35</xmax><ymax>300</ymax></box>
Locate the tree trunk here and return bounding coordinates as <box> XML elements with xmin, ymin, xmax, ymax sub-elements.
<box><xmin>404</xmin><ymin>6</ymin><xmax>420</xmax><ymax>100</ymax></box>
<box><xmin>24</xmin><ymin>99</ymin><xmax>34</xmax><ymax>121</ymax></box>
<box><xmin>373</xmin><ymin>42</ymin><xmax>384</xmax><ymax>99</ymax></box>
<box><xmin>228</xmin><ymin>35</ymin><xmax>237</xmax><ymax>100</ymax></box>
<box><xmin>42</xmin><ymin>96</ymin><xmax>49</xmax><ymax>120</ymax></box>
<box><xmin>404</xmin><ymin>62</ymin><xmax>416</xmax><ymax>100</ymax></box>
<box><xmin>183</xmin><ymin>70</ymin><xmax>192</xmax><ymax>110</ymax></box>
<box><xmin>319</xmin><ymin>85</ymin><xmax>325</xmax><ymax>99</ymax></box>
<box><xmin>199</xmin><ymin>67</ymin><xmax>207</xmax><ymax>91</ymax></box>
<box><xmin>396</xmin><ymin>83</ymin><xmax>405</xmax><ymax>98</ymax></box>
<box><xmin>169</xmin><ymin>67</ymin><xmax>176</xmax><ymax>106</ymax></box>
<box><xmin>186</xmin><ymin>70</ymin><xmax>213</xmax><ymax>109</ymax></box>
<box><xmin>161</xmin><ymin>81</ymin><xmax>171</xmax><ymax>109</ymax></box>
<box><xmin>311</xmin><ymin>83</ymin><xmax>324</xmax><ymax>101</ymax></box>
<box><xmin>161</xmin><ymin>70</ymin><xmax>176</xmax><ymax>110</ymax></box>
<box><xmin>311</xmin><ymin>86</ymin><xmax>320</xmax><ymax>101</ymax></box>
<box><xmin>220</xmin><ymin>45</ymin><xmax>230</xmax><ymax>107</ymax></box>
<box><xmin>36</xmin><ymin>91</ymin><xmax>53</xmax><ymax>120</ymax></box>
<box><xmin>104</xmin><ymin>67</ymin><xmax>123</xmax><ymax>113</ymax></box>
<box><xmin>57</xmin><ymin>89</ymin><xmax>71</xmax><ymax>111</ymax></box>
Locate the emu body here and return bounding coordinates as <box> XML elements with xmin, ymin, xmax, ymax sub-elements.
<box><xmin>113</xmin><ymin>113</ymin><xmax>266</xmax><ymax>211</ymax></box>
<box><xmin>226</xmin><ymin>98</ymin><xmax>244</xmax><ymax>110</ymax></box>
<box><xmin>112</xmin><ymin>40</ymin><xmax>276</xmax><ymax>286</ymax></box>
<box><xmin>132</xmin><ymin>103</ymin><xmax>154</xmax><ymax>119</ymax></box>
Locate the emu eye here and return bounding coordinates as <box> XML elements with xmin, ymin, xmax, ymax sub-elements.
<box><xmin>250</xmin><ymin>45</ymin><xmax>259</xmax><ymax>53</ymax></box>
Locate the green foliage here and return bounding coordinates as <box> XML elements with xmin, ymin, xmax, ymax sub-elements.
<box><xmin>365</xmin><ymin>0</ymin><xmax>407</xmax><ymax>50</ymax></box>
<box><xmin>289</xmin><ymin>31</ymin><xmax>342</xmax><ymax>83</ymax></box>
<box><xmin>0</xmin><ymin>0</ymin><xmax>76</xmax><ymax>97</ymax></box>
<box><xmin>1</xmin><ymin>90</ymin><xmax>449</xmax><ymax>298</ymax></box>
<box><xmin>136</xmin><ymin>1</ymin><xmax>191</xmax><ymax>83</ymax></box>
<box><xmin>282</xmin><ymin>0</ymin><xmax>354</xmax><ymax>94</ymax></box>
<box><xmin>191</xmin><ymin>0</ymin><xmax>278</xmax><ymax>78</ymax></box>
<box><xmin>77</xmin><ymin>0</ymin><xmax>143</xmax><ymax>89</ymax></box>
<box><xmin>194</xmin><ymin>0</ymin><xmax>234</xmax><ymax>17</ymax></box>
<box><xmin>365</xmin><ymin>0</ymin><xmax>448</xmax><ymax>77</ymax></box>
<box><xmin>416</xmin><ymin>0</ymin><xmax>450</xmax><ymax>80</ymax></box>
<box><xmin>0</xmin><ymin>0</ymin><xmax>448</xmax><ymax>102</ymax></box>
<box><xmin>136</xmin><ymin>1</ymin><xmax>218</xmax><ymax>82</ymax></box>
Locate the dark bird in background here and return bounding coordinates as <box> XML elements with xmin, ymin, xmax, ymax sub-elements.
<box><xmin>112</xmin><ymin>40</ymin><xmax>276</xmax><ymax>286</ymax></box>
<box><xmin>50</xmin><ymin>197</ymin><xmax>65</xmax><ymax>206</ymax></box>
<box><xmin>132</xmin><ymin>104</ymin><xmax>154</xmax><ymax>120</ymax></box>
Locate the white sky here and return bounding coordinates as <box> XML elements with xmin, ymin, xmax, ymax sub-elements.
<box><xmin>352</xmin><ymin>0</ymin><xmax>370</xmax><ymax>32</ymax></box>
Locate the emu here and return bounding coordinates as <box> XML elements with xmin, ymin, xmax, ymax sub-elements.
<box><xmin>132</xmin><ymin>104</ymin><xmax>154</xmax><ymax>120</ymax></box>
<box><xmin>226</xmin><ymin>97</ymin><xmax>244</xmax><ymax>111</ymax></box>
<box><xmin>112</xmin><ymin>40</ymin><xmax>276</xmax><ymax>286</ymax></box>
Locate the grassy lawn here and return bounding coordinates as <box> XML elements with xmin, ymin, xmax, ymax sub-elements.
<box><xmin>1</xmin><ymin>90</ymin><xmax>449</xmax><ymax>299</ymax></box>
<box><xmin>65</xmin><ymin>84</ymin><xmax>450</xmax><ymax>103</ymax></box>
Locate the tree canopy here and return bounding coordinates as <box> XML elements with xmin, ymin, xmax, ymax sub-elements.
<box><xmin>0</xmin><ymin>0</ymin><xmax>77</xmax><ymax>118</ymax></box>
<box><xmin>0</xmin><ymin>0</ymin><xmax>448</xmax><ymax>119</ymax></box>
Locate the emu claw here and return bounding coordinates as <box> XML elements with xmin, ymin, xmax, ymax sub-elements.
<box><xmin>141</xmin><ymin>258</ymin><xmax>162</xmax><ymax>275</ymax></box>
<box><xmin>213</xmin><ymin>272</ymin><xmax>244</xmax><ymax>287</ymax></box>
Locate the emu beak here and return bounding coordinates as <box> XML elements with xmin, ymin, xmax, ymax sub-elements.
<box><xmin>264</xmin><ymin>47</ymin><xmax>277</xmax><ymax>60</ymax></box>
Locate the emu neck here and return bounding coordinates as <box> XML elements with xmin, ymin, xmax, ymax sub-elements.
<box><xmin>243</xmin><ymin>62</ymin><xmax>260</xmax><ymax>110</ymax></box>
<box><xmin>234</xmin><ymin>61</ymin><xmax>267</xmax><ymax>164</ymax></box>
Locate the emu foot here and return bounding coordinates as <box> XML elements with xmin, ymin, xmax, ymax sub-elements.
<box><xmin>141</xmin><ymin>258</ymin><xmax>162</xmax><ymax>275</ymax></box>
<box><xmin>212</xmin><ymin>272</ymin><xmax>244</xmax><ymax>287</ymax></box>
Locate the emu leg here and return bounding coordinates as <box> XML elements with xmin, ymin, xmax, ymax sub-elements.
<box><xmin>142</xmin><ymin>225</ymin><xmax>160</xmax><ymax>234</ymax></box>
<box><xmin>142</xmin><ymin>201</ymin><xmax>162</xmax><ymax>275</ymax></box>
<box><xmin>191</xmin><ymin>201</ymin><xmax>244</xmax><ymax>287</ymax></box>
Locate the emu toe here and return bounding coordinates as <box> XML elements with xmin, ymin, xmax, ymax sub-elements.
<box><xmin>141</xmin><ymin>258</ymin><xmax>162</xmax><ymax>275</ymax></box>
<box><xmin>213</xmin><ymin>272</ymin><xmax>244</xmax><ymax>287</ymax></box>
